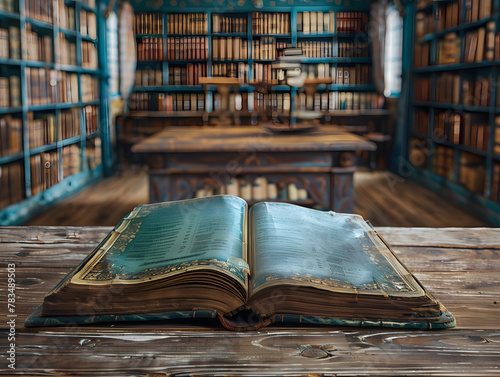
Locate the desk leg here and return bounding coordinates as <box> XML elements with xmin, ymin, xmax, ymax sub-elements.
<box><xmin>331</xmin><ymin>167</ymin><xmax>355</xmax><ymax>213</ymax></box>
<box><xmin>150</xmin><ymin>173</ymin><xmax>169</xmax><ymax>203</ymax></box>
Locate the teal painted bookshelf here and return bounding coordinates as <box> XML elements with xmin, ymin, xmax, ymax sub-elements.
<box><xmin>129</xmin><ymin>4</ymin><xmax>381</xmax><ymax>115</ymax></box>
<box><xmin>0</xmin><ymin>0</ymin><xmax>108</xmax><ymax>225</ymax></box>
<box><xmin>405</xmin><ymin>0</ymin><xmax>500</xmax><ymax>225</ymax></box>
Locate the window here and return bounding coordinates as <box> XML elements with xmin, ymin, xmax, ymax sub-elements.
<box><xmin>107</xmin><ymin>11</ymin><xmax>119</xmax><ymax>96</ymax></box>
<box><xmin>384</xmin><ymin>3</ymin><xmax>403</xmax><ymax>98</ymax></box>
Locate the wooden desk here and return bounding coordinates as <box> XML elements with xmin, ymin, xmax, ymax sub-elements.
<box><xmin>131</xmin><ymin>126</ymin><xmax>376</xmax><ymax>212</ymax></box>
<box><xmin>1</xmin><ymin>226</ymin><xmax>499</xmax><ymax>375</ymax></box>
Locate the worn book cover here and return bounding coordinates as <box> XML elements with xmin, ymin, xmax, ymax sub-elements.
<box><xmin>25</xmin><ymin>196</ymin><xmax>455</xmax><ymax>330</ymax></box>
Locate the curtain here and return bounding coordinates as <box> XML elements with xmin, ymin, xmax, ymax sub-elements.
<box><xmin>370</xmin><ymin>0</ymin><xmax>388</xmax><ymax>96</ymax></box>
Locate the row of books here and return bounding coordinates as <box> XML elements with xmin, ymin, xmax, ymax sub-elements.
<box><xmin>135</xmin><ymin>12</ymin><xmax>163</xmax><ymax>35</ymax></box>
<box><xmin>137</xmin><ymin>38</ymin><xmax>163</xmax><ymax>61</ymax></box>
<box><xmin>61</xmin><ymin>107</ymin><xmax>82</xmax><ymax>139</ymax></box>
<box><xmin>0</xmin><ymin>26</ymin><xmax>20</xmax><ymax>60</ymax></box>
<box><xmin>297</xmin><ymin>41</ymin><xmax>333</xmax><ymax>58</ymax></box>
<box><xmin>414</xmin><ymin>42</ymin><xmax>430</xmax><ymax>68</ymax></box>
<box><xmin>416</xmin><ymin>0</ymin><xmax>492</xmax><ymax>35</ymax></box>
<box><xmin>25</xmin><ymin>24</ymin><xmax>53</xmax><ymax>62</ymax></box>
<box><xmin>413</xmin><ymin>110</ymin><xmax>429</xmax><ymax>135</ymax></box>
<box><xmin>432</xmin><ymin>145</ymin><xmax>455</xmax><ymax>180</ymax></box>
<box><xmin>129</xmin><ymin>92</ymin><xmax>205</xmax><ymax>112</ymax></box>
<box><xmin>253</xmin><ymin>93</ymin><xmax>290</xmax><ymax>112</ymax></box>
<box><xmin>251</xmin><ymin>12</ymin><xmax>290</xmax><ymax>35</ymax></box>
<box><xmin>166</xmin><ymin>13</ymin><xmax>208</xmax><ymax>35</ymax></box>
<box><xmin>212</xmin><ymin>62</ymin><xmax>248</xmax><ymax>83</ymax></box>
<box><xmin>27</xmin><ymin>106</ymin><xmax>99</xmax><ymax>147</ymax></box>
<box><xmin>0</xmin><ymin>115</ymin><xmax>22</xmax><ymax>157</ymax></box>
<box><xmin>58</xmin><ymin>33</ymin><xmax>77</xmax><ymax>65</ymax></box>
<box><xmin>297</xmin><ymin>91</ymin><xmax>383</xmax><ymax>111</ymax></box>
<box><xmin>81</xmin><ymin>41</ymin><xmax>97</xmax><ymax>69</ymax></box>
<box><xmin>0</xmin><ymin>161</ymin><xmax>23</xmax><ymax>211</ymax></box>
<box><xmin>25</xmin><ymin>67</ymin><xmax>78</xmax><ymax>105</ymax></box>
<box><xmin>29</xmin><ymin>137</ymin><xmax>99</xmax><ymax>197</ymax></box>
<box><xmin>212</xmin><ymin>37</ymin><xmax>249</xmax><ymax>60</ymax></box>
<box><xmin>57</xmin><ymin>0</ymin><xmax>76</xmax><ymax>31</ymax></box>
<box><xmin>166</xmin><ymin>37</ymin><xmax>208</xmax><ymax>61</ymax></box>
<box><xmin>28</xmin><ymin>112</ymin><xmax>57</xmax><ymax>148</ymax></box>
<box><xmin>297</xmin><ymin>11</ymin><xmax>336</xmax><ymax>34</ymax></box>
<box><xmin>434</xmin><ymin>111</ymin><xmax>490</xmax><ymax>151</ymax></box>
<box><xmin>463</xmin><ymin>23</ymin><xmax>496</xmax><ymax>63</ymax></box>
<box><xmin>252</xmin><ymin>37</ymin><xmax>277</xmax><ymax>60</ymax></box>
<box><xmin>0</xmin><ymin>77</ymin><xmax>19</xmax><ymax>107</ymax></box>
<box><xmin>0</xmin><ymin>0</ymin><xmax>14</xmax><ymax>12</ymax></box>
<box><xmin>168</xmin><ymin>63</ymin><xmax>207</xmax><ymax>85</ymax></box>
<box><xmin>335</xmin><ymin>12</ymin><xmax>368</xmax><ymax>34</ymax></box>
<box><xmin>415</xmin><ymin>73</ymin><xmax>494</xmax><ymax>107</ymax></box>
<box><xmin>80</xmin><ymin>10</ymin><xmax>97</xmax><ymax>40</ymax></box>
<box><xmin>135</xmin><ymin>68</ymin><xmax>163</xmax><ymax>87</ymax></box>
<box><xmin>30</xmin><ymin>151</ymin><xmax>60</xmax><ymax>195</ymax></box>
<box><xmin>413</xmin><ymin>77</ymin><xmax>431</xmax><ymax>102</ymax></box>
<box><xmin>81</xmin><ymin>74</ymin><xmax>99</xmax><ymax>102</ymax></box>
<box><xmin>212</xmin><ymin>14</ymin><xmax>247</xmax><ymax>34</ymax></box>
<box><xmin>84</xmin><ymin>105</ymin><xmax>98</xmax><ymax>134</ymax></box>
<box><xmin>415</xmin><ymin>1</ymin><xmax>462</xmax><ymax>39</ymax></box>
<box><xmin>337</xmin><ymin>42</ymin><xmax>370</xmax><ymax>58</ymax></box>
<box><xmin>459</xmin><ymin>152</ymin><xmax>486</xmax><ymax>193</ymax></box>
<box><xmin>86</xmin><ymin>137</ymin><xmax>101</xmax><ymax>170</ymax></box>
<box><xmin>430</xmin><ymin>146</ymin><xmax>487</xmax><ymax>195</ymax></box>
<box><xmin>62</xmin><ymin>144</ymin><xmax>81</xmax><ymax>178</ymax></box>
<box><xmin>194</xmin><ymin>177</ymin><xmax>308</xmax><ymax>203</ymax></box>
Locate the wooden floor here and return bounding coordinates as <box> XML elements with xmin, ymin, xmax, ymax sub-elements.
<box><xmin>25</xmin><ymin>168</ymin><xmax>489</xmax><ymax>227</ymax></box>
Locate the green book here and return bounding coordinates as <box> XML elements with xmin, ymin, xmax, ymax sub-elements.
<box><xmin>25</xmin><ymin>196</ymin><xmax>455</xmax><ymax>330</ymax></box>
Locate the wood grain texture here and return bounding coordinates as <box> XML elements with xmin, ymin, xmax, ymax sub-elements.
<box><xmin>131</xmin><ymin>126</ymin><xmax>377</xmax><ymax>153</ymax></box>
<box><xmin>0</xmin><ymin>226</ymin><xmax>499</xmax><ymax>375</ymax></box>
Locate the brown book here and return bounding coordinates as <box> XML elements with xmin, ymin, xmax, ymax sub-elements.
<box><xmin>485</xmin><ymin>21</ymin><xmax>495</xmax><ymax>61</ymax></box>
<box><xmin>476</xmin><ymin>27</ymin><xmax>486</xmax><ymax>62</ymax></box>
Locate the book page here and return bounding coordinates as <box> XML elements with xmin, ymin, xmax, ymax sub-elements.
<box><xmin>72</xmin><ymin>196</ymin><xmax>249</xmax><ymax>286</ymax></box>
<box><xmin>250</xmin><ymin>202</ymin><xmax>424</xmax><ymax>297</ymax></box>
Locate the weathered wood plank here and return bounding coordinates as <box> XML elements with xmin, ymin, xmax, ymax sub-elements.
<box><xmin>131</xmin><ymin>126</ymin><xmax>376</xmax><ymax>153</ymax></box>
<box><xmin>377</xmin><ymin>227</ymin><xmax>500</xmax><ymax>248</ymax></box>
<box><xmin>2</xmin><ymin>330</ymin><xmax>500</xmax><ymax>376</ymax></box>
<box><xmin>0</xmin><ymin>226</ymin><xmax>113</xmax><ymax>244</ymax></box>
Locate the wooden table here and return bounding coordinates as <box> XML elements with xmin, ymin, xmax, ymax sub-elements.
<box><xmin>131</xmin><ymin>126</ymin><xmax>376</xmax><ymax>212</ymax></box>
<box><xmin>1</xmin><ymin>226</ymin><xmax>499</xmax><ymax>375</ymax></box>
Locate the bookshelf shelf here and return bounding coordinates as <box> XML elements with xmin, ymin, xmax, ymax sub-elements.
<box><xmin>0</xmin><ymin>9</ymin><xmax>19</xmax><ymax>19</ymax></box>
<box><xmin>25</xmin><ymin>17</ymin><xmax>54</xmax><ymax>30</ymax></box>
<box><xmin>416</xmin><ymin>16</ymin><xmax>494</xmax><ymax>43</ymax></box>
<box><xmin>61</xmin><ymin>135</ymin><xmax>83</xmax><ymax>146</ymax></box>
<box><xmin>432</xmin><ymin>138</ymin><xmax>489</xmax><ymax>157</ymax></box>
<box><xmin>0</xmin><ymin>152</ymin><xmax>24</xmax><ymax>165</ymax></box>
<box><xmin>136</xmin><ymin>33</ymin><xmax>162</xmax><ymax>38</ymax></box>
<box><xmin>0</xmin><ymin>106</ymin><xmax>23</xmax><ymax>114</ymax></box>
<box><xmin>413</xmin><ymin>101</ymin><xmax>492</xmax><ymax>113</ymax></box>
<box><xmin>414</xmin><ymin>61</ymin><xmax>500</xmax><ymax>73</ymax></box>
<box><xmin>30</xmin><ymin>143</ymin><xmax>58</xmax><ymax>155</ymax></box>
<box><xmin>0</xmin><ymin>0</ymin><xmax>106</xmax><ymax>225</ymax></box>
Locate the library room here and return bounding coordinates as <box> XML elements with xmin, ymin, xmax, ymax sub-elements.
<box><xmin>1</xmin><ymin>0</ymin><xmax>499</xmax><ymax>375</ymax></box>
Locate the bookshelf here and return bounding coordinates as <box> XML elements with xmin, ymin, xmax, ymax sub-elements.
<box><xmin>406</xmin><ymin>0</ymin><xmax>500</xmax><ymax>224</ymax></box>
<box><xmin>129</xmin><ymin>6</ymin><xmax>383</xmax><ymax>116</ymax></box>
<box><xmin>0</xmin><ymin>0</ymin><xmax>107</xmax><ymax>225</ymax></box>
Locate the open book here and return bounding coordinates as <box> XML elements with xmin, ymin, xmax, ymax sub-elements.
<box><xmin>25</xmin><ymin>195</ymin><xmax>455</xmax><ymax>330</ymax></box>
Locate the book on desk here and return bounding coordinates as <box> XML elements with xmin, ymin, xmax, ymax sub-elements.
<box><xmin>25</xmin><ymin>195</ymin><xmax>455</xmax><ymax>330</ymax></box>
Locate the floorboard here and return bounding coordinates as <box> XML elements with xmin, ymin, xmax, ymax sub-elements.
<box><xmin>25</xmin><ymin>168</ymin><xmax>490</xmax><ymax>227</ymax></box>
